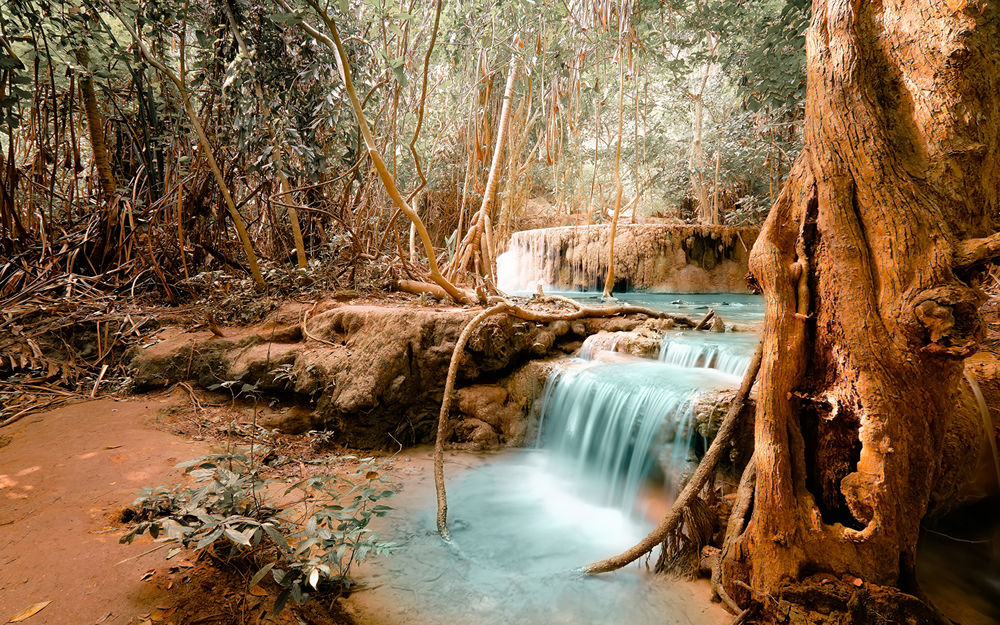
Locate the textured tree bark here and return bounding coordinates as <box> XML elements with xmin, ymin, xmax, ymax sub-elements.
<box><xmin>721</xmin><ymin>0</ymin><xmax>1000</xmax><ymax>620</ymax></box>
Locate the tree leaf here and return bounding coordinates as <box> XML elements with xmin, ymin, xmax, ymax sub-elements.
<box><xmin>250</xmin><ymin>562</ymin><xmax>275</xmax><ymax>588</ymax></box>
<box><xmin>391</xmin><ymin>65</ymin><xmax>407</xmax><ymax>87</ymax></box>
<box><xmin>9</xmin><ymin>601</ymin><xmax>51</xmax><ymax>622</ymax></box>
<box><xmin>268</xmin><ymin>12</ymin><xmax>303</xmax><ymax>25</ymax></box>
<box><xmin>272</xmin><ymin>587</ymin><xmax>291</xmax><ymax>616</ymax></box>
<box><xmin>224</xmin><ymin>527</ymin><xmax>252</xmax><ymax>546</ymax></box>
<box><xmin>0</xmin><ymin>55</ymin><xmax>22</xmax><ymax>70</ymax></box>
<box><xmin>262</xmin><ymin>523</ymin><xmax>291</xmax><ymax>552</ymax></box>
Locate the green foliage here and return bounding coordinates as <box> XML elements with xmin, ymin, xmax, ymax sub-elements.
<box><xmin>121</xmin><ymin>452</ymin><xmax>397</xmax><ymax>615</ymax></box>
<box><xmin>718</xmin><ymin>0</ymin><xmax>810</xmax><ymax>113</ymax></box>
<box><xmin>3</xmin><ymin>0</ymin><xmax>808</xmax><ymax>269</ymax></box>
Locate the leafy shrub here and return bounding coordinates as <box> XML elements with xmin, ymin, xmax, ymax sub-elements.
<box><xmin>122</xmin><ymin>452</ymin><xmax>397</xmax><ymax>614</ymax></box>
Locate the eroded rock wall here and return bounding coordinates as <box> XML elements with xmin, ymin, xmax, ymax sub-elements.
<box><xmin>498</xmin><ymin>224</ymin><xmax>758</xmax><ymax>293</ymax></box>
<box><xmin>129</xmin><ymin>302</ymin><xmax>658</xmax><ymax>449</ymax></box>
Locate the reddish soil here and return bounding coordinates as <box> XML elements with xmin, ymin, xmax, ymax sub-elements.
<box><xmin>0</xmin><ymin>390</ymin><xmax>362</xmax><ymax>625</ymax></box>
<box><xmin>0</xmin><ymin>392</ymin><xmax>206</xmax><ymax>625</ymax></box>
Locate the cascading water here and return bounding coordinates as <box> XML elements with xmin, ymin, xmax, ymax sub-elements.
<box><xmin>495</xmin><ymin>225</ymin><xmax>759</xmax><ymax>294</ymax></box>
<box><xmin>537</xmin><ymin>359</ymin><xmax>740</xmax><ymax>512</ymax></box>
<box><xmin>577</xmin><ymin>332</ymin><xmax>623</xmax><ymax>360</ymax></box>
<box><xmin>659</xmin><ymin>331</ymin><xmax>759</xmax><ymax>378</ymax></box>
<box><xmin>352</xmin><ymin>292</ymin><xmax>764</xmax><ymax>625</ymax></box>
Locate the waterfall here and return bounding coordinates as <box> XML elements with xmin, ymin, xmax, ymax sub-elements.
<box><xmin>496</xmin><ymin>224</ymin><xmax>760</xmax><ymax>294</ymax></box>
<box><xmin>659</xmin><ymin>333</ymin><xmax>755</xmax><ymax>378</ymax></box>
<box><xmin>537</xmin><ymin>359</ymin><xmax>738</xmax><ymax>511</ymax></box>
<box><xmin>578</xmin><ymin>332</ymin><xmax>623</xmax><ymax>360</ymax></box>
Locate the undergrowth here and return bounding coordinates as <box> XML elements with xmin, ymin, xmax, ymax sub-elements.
<box><xmin>121</xmin><ymin>452</ymin><xmax>397</xmax><ymax>615</ymax></box>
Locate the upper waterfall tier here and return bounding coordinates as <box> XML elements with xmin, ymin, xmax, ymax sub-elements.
<box><xmin>497</xmin><ymin>223</ymin><xmax>759</xmax><ymax>294</ymax></box>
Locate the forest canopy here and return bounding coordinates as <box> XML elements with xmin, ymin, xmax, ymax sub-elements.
<box><xmin>0</xmin><ymin>0</ymin><xmax>806</xmax><ymax>300</ymax></box>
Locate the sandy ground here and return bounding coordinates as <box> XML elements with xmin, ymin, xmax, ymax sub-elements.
<box><xmin>0</xmin><ymin>393</ymin><xmax>206</xmax><ymax>625</ymax></box>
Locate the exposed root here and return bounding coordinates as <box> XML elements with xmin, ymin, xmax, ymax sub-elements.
<box><xmin>712</xmin><ymin>457</ymin><xmax>756</xmax><ymax>614</ymax></box>
<box><xmin>301</xmin><ymin>303</ymin><xmax>339</xmax><ymax>348</ymax></box>
<box><xmin>954</xmin><ymin>231</ymin><xmax>1000</xmax><ymax>269</ymax></box>
<box><xmin>584</xmin><ymin>338</ymin><xmax>763</xmax><ymax>574</ymax></box>
<box><xmin>434</xmin><ymin>303</ymin><xmax>510</xmax><ymax>539</ymax></box>
<box><xmin>653</xmin><ymin>493</ymin><xmax>715</xmax><ymax>578</ymax></box>
<box><xmin>730</xmin><ymin>609</ymin><xmax>750</xmax><ymax>625</ymax></box>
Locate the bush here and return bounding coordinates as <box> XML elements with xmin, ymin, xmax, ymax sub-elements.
<box><xmin>121</xmin><ymin>452</ymin><xmax>397</xmax><ymax>614</ymax></box>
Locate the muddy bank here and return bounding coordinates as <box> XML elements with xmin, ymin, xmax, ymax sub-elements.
<box><xmin>498</xmin><ymin>224</ymin><xmax>758</xmax><ymax>293</ymax></box>
<box><xmin>129</xmin><ymin>301</ymin><xmax>681</xmax><ymax>449</ymax></box>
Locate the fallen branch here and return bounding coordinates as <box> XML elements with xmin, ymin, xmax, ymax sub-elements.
<box><xmin>584</xmin><ymin>337</ymin><xmax>764</xmax><ymax>574</ymax></box>
<box><xmin>395</xmin><ymin>279</ymin><xmax>477</xmax><ymax>303</ymax></box>
<box><xmin>694</xmin><ymin>308</ymin><xmax>716</xmax><ymax>331</ymax></box>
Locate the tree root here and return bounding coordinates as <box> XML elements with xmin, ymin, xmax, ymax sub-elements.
<box><xmin>954</xmin><ymin>231</ymin><xmax>1000</xmax><ymax>269</ymax></box>
<box><xmin>434</xmin><ymin>303</ymin><xmax>510</xmax><ymax>539</ymax></box>
<box><xmin>712</xmin><ymin>457</ymin><xmax>756</xmax><ymax>614</ymax></box>
<box><xmin>395</xmin><ymin>279</ymin><xmax>478</xmax><ymax>303</ymax></box>
<box><xmin>433</xmin><ymin>295</ymin><xmax>700</xmax><ymax>539</ymax></box>
<box><xmin>584</xmin><ymin>338</ymin><xmax>763</xmax><ymax>574</ymax></box>
<box><xmin>653</xmin><ymin>493</ymin><xmax>715</xmax><ymax>578</ymax></box>
<box><xmin>301</xmin><ymin>303</ymin><xmax>339</xmax><ymax>348</ymax></box>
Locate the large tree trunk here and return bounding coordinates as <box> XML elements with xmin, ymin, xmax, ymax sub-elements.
<box><xmin>721</xmin><ymin>0</ymin><xmax>999</xmax><ymax>621</ymax></box>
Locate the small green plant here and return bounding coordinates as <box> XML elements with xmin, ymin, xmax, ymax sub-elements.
<box><xmin>122</xmin><ymin>452</ymin><xmax>397</xmax><ymax>614</ymax></box>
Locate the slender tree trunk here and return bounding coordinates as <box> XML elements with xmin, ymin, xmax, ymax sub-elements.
<box><xmin>448</xmin><ymin>64</ymin><xmax>517</xmax><ymax>283</ymax></box>
<box><xmin>632</xmin><ymin>67</ymin><xmax>640</xmax><ymax>224</ymax></box>
<box><xmin>689</xmin><ymin>83</ymin><xmax>710</xmax><ymax>221</ymax></box>
<box><xmin>75</xmin><ymin>48</ymin><xmax>116</xmax><ymax>200</ymax></box>
<box><xmin>691</xmin><ymin>37</ymin><xmax>719</xmax><ymax>225</ymax></box>
<box><xmin>721</xmin><ymin>1</ymin><xmax>1000</xmax><ymax>621</ymax></box>
<box><xmin>601</xmin><ymin>61</ymin><xmax>626</xmax><ymax>300</ymax></box>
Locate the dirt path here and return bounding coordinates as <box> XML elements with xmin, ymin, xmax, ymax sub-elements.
<box><xmin>0</xmin><ymin>392</ymin><xmax>207</xmax><ymax>625</ymax></box>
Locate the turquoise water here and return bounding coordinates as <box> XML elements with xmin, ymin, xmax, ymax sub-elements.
<box><xmin>543</xmin><ymin>290</ymin><xmax>765</xmax><ymax>324</ymax></box>
<box><xmin>351</xmin><ymin>293</ymin><xmax>761</xmax><ymax>625</ymax></box>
